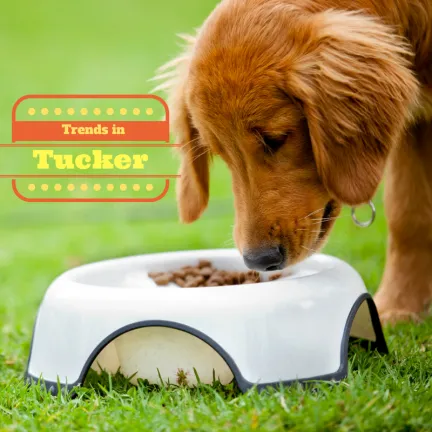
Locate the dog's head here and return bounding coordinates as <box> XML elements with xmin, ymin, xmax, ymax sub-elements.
<box><xmin>161</xmin><ymin>2</ymin><xmax>419</xmax><ymax>271</ymax></box>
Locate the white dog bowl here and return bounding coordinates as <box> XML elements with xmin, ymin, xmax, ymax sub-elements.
<box><xmin>25</xmin><ymin>250</ymin><xmax>387</xmax><ymax>394</ymax></box>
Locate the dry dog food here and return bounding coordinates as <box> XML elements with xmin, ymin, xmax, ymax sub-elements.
<box><xmin>149</xmin><ymin>260</ymin><xmax>282</xmax><ymax>288</ymax></box>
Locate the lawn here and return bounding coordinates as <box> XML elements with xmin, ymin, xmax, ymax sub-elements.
<box><xmin>0</xmin><ymin>1</ymin><xmax>431</xmax><ymax>431</ymax></box>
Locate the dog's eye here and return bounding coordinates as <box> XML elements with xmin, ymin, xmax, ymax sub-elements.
<box><xmin>262</xmin><ymin>133</ymin><xmax>287</xmax><ymax>154</ymax></box>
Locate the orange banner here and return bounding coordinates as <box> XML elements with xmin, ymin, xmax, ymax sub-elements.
<box><xmin>12</xmin><ymin>121</ymin><xmax>169</xmax><ymax>142</ymax></box>
<box><xmin>6</xmin><ymin>94</ymin><xmax>179</xmax><ymax>203</ymax></box>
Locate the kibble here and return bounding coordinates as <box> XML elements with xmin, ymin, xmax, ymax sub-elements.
<box><xmin>198</xmin><ymin>260</ymin><xmax>212</xmax><ymax>268</ymax></box>
<box><xmin>174</xmin><ymin>277</ymin><xmax>186</xmax><ymax>288</ymax></box>
<box><xmin>153</xmin><ymin>274</ymin><xmax>173</xmax><ymax>286</ymax></box>
<box><xmin>200</xmin><ymin>266</ymin><xmax>213</xmax><ymax>277</ymax></box>
<box><xmin>148</xmin><ymin>261</ymin><xmax>283</xmax><ymax>288</ymax></box>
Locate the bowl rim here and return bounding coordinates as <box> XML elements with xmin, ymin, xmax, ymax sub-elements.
<box><xmin>54</xmin><ymin>249</ymin><xmax>347</xmax><ymax>291</ymax></box>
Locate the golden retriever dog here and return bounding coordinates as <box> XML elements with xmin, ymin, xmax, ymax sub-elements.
<box><xmin>154</xmin><ymin>0</ymin><xmax>432</xmax><ymax>324</ymax></box>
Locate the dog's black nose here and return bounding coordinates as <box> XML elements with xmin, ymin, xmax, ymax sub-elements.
<box><xmin>243</xmin><ymin>246</ymin><xmax>285</xmax><ymax>272</ymax></box>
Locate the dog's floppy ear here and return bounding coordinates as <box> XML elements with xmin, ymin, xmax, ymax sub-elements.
<box><xmin>289</xmin><ymin>11</ymin><xmax>419</xmax><ymax>206</ymax></box>
<box><xmin>173</xmin><ymin>98</ymin><xmax>210</xmax><ymax>223</ymax></box>
<box><xmin>153</xmin><ymin>33</ymin><xmax>209</xmax><ymax>223</ymax></box>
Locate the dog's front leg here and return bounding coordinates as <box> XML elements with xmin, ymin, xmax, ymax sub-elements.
<box><xmin>375</xmin><ymin>121</ymin><xmax>432</xmax><ymax>324</ymax></box>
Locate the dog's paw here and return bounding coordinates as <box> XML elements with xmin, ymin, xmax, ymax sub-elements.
<box><xmin>374</xmin><ymin>288</ymin><xmax>429</xmax><ymax>326</ymax></box>
<box><xmin>376</xmin><ymin>307</ymin><xmax>423</xmax><ymax>326</ymax></box>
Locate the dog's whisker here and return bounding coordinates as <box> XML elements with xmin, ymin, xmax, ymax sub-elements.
<box><xmin>182</xmin><ymin>136</ymin><xmax>201</xmax><ymax>148</ymax></box>
<box><xmin>301</xmin><ymin>245</ymin><xmax>318</xmax><ymax>254</ymax></box>
<box><xmin>180</xmin><ymin>138</ymin><xmax>206</xmax><ymax>159</ymax></box>
<box><xmin>221</xmin><ymin>235</ymin><xmax>236</xmax><ymax>248</ymax></box>
<box><xmin>310</xmin><ymin>221</ymin><xmax>336</xmax><ymax>226</ymax></box>
<box><xmin>310</xmin><ymin>219</ymin><xmax>340</xmax><ymax>225</ymax></box>
<box><xmin>310</xmin><ymin>214</ymin><xmax>349</xmax><ymax>221</ymax></box>
<box><xmin>190</xmin><ymin>147</ymin><xmax>210</xmax><ymax>163</ymax></box>
<box><xmin>297</xmin><ymin>229</ymin><xmax>325</xmax><ymax>234</ymax></box>
<box><xmin>299</xmin><ymin>207</ymin><xmax>325</xmax><ymax>221</ymax></box>
<box><xmin>309</xmin><ymin>216</ymin><xmax>344</xmax><ymax>224</ymax></box>
<box><xmin>310</xmin><ymin>216</ymin><xmax>343</xmax><ymax>222</ymax></box>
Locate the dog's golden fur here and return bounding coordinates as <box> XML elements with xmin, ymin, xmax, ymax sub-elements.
<box><xmin>155</xmin><ymin>0</ymin><xmax>432</xmax><ymax>324</ymax></box>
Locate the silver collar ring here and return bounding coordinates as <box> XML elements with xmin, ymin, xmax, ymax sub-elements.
<box><xmin>351</xmin><ymin>201</ymin><xmax>376</xmax><ymax>228</ymax></box>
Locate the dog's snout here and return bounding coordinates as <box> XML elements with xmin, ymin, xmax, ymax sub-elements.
<box><xmin>243</xmin><ymin>246</ymin><xmax>285</xmax><ymax>272</ymax></box>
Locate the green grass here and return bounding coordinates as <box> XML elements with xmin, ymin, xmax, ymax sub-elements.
<box><xmin>0</xmin><ymin>1</ymin><xmax>431</xmax><ymax>431</ymax></box>
<box><xmin>1</xmin><ymin>209</ymin><xmax>431</xmax><ymax>431</ymax></box>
